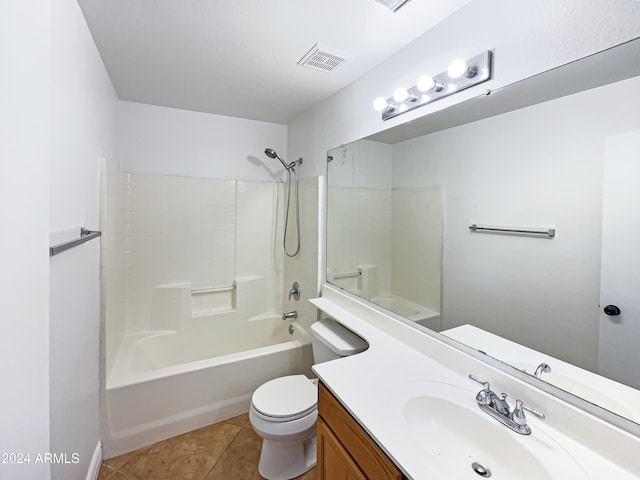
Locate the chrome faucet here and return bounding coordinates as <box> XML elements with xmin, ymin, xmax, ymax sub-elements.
<box><xmin>469</xmin><ymin>374</ymin><xmax>545</xmax><ymax>435</ymax></box>
<box><xmin>534</xmin><ymin>363</ymin><xmax>551</xmax><ymax>378</ymax></box>
<box><xmin>282</xmin><ymin>311</ymin><xmax>297</xmax><ymax>320</ymax></box>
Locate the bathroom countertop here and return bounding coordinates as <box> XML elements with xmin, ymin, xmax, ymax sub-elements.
<box><xmin>310</xmin><ymin>293</ymin><xmax>640</xmax><ymax>480</ymax></box>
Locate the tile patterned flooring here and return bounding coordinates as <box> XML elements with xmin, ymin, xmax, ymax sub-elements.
<box><xmin>98</xmin><ymin>414</ymin><xmax>316</xmax><ymax>480</ymax></box>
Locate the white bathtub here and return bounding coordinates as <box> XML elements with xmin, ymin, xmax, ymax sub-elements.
<box><xmin>103</xmin><ymin>316</ymin><xmax>313</xmax><ymax>457</ymax></box>
<box><xmin>370</xmin><ymin>293</ymin><xmax>441</xmax><ymax>330</ymax></box>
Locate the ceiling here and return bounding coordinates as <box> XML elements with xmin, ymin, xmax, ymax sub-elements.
<box><xmin>77</xmin><ymin>0</ymin><xmax>471</xmax><ymax>124</ymax></box>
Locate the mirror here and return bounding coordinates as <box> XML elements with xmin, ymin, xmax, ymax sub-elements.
<box><xmin>325</xmin><ymin>38</ymin><xmax>640</xmax><ymax>426</ymax></box>
<box><xmin>326</xmin><ymin>141</ymin><xmax>443</xmax><ymax>329</ymax></box>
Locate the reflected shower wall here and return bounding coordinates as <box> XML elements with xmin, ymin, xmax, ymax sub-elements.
<box><xmin>326</xmin><ymin>140</ymin><xmax>442</xmax><ymax>328</ymax></box>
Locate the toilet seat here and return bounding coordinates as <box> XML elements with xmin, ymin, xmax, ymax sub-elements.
<box><xmin>251</xmin><ymin>375</ymin><xmax>317</xmax><ymax>422</ymax></box>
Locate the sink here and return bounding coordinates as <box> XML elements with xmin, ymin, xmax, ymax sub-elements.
<box><xmin>399</xmin><ymin>382</ymin><xmax>588</xmax><ymax>479</ymax></box>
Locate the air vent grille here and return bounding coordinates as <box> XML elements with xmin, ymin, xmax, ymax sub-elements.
<box><xmin>297</xmin><ymin>44</ymin><xmax>350</xmax><ymax>73</ymax></box>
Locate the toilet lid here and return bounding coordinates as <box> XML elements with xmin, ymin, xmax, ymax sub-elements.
<box><xmin>252</xmin><ymin>375</ymin><xmax>317</xmax><ymax>420</ymax></box>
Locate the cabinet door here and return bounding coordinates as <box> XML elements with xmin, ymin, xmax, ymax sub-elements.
<box><xmin>318</xmin><ymin>382</ymin><xmax>406</xmax><ymax>480</ymax></box>
<box><xmin>317</xmin><ymin>417</ymin><xmax>367</xmax><ymax>480</ymax></box>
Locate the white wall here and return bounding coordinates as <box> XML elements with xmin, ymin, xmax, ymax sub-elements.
<box><xmin>49</xmin><ymin>1</ymin><xmax>118</xmax><ymax>480</ymax></box>
<box><xmin>0</xmin><ymin>2</ymin><xmax>52</xmax><ymax>479</ymax></box>
<box><xmin>118</xmin><ymin>101</ymin><xmax>288</xmax><ymax>182</ymax></box>
<box><xmin>288</xmin><ymin>0</ymin><xmax>640</xmax><ymax>176</ymax></box>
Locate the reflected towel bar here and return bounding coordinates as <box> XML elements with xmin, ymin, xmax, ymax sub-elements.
<box><xmin>469</xmin><ymin>224</ymin><xmax>556</xmax><ymax>238</ymax></box>
<box><xmin>333</xmin><ymin>270</ymin><xmax>361</xmax><ymax>279</ymax></box>
<box><xmin>49</xmin><ymin>228</ymin><xmax>102</xmax><ymax>257</ymax></box>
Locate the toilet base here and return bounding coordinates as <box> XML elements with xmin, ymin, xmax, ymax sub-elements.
<box><xmin>258</xmin><ymin>434</ymin><xmax>317</xmax><ymax>480</ymax></box>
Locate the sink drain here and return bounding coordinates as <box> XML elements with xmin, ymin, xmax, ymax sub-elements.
<box><xmin>471</xmin><ymin>462</ymin><xmax>492</xmax><ymax>478</ymax></box>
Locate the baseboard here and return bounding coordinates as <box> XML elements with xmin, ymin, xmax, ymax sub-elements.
<box><xmin>86</xmin><ymin>441</ymin><xmax>102</xmax><ymax>480</ymax></box>
<box><xmin>103</xmin><ymin>396</ymin><xmax>250</xmax><ymax>458</ymax></box>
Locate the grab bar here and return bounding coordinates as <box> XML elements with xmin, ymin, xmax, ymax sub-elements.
<box><xmin>192</xmin><ymin>282</ymin><xmax>236</xmax><ymax>294</ymax></box>
<box><xmin>333</xmin><ymin>270</ymin><xmax>361</xmax><ymax>279</ymax></box>
<box><xmin>49</xmin><ymin>228</ymin><xmax>102</xmax><ymax>257</ymax></box>
<box><xmin>469</xmin><ymin>224</ymin><xmax>556</xmax><ymax>238</ymax></box>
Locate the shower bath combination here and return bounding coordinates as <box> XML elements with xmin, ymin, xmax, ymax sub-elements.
<box><xmin>264</xmin><ymin>148</ymin><xmax>302</xmax><ymax>257</ymax></box>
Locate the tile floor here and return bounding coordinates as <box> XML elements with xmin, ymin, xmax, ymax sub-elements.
<box><xmin>98</xmin><ymin>414</ymin><xmax>315</xmax><ymax>480</ymax></box>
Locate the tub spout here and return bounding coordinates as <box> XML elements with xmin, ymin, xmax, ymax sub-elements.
<box><xmin>282</xmin><ymin>311</ymin><xmax>297</xmax><ymax>320</ymax></box>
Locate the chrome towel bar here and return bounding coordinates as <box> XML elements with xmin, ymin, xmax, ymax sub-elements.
<box><xmin>192</xmin><ymin>282</ymin><xmax>236</xmax><ymax>294</ymax></box>
<box><xmin>49</xmin><ymin>228</ymin><xmax>102</xmax><ymax>257</ymax></box>
<box><xmin>469</xmin><ymin>224</ymin><xmax>556</xmax><ymax>238</ymax></box>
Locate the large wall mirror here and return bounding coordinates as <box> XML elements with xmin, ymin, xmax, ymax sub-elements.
<box><xmin>326</xmin><ymin>38</ymin><xmax>640</xmax><ymax>429</ymax></box>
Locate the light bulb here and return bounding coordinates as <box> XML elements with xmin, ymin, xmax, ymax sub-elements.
<box><xmin>416</xmin><ymin>75</ymin><xmax>435</xmax><ymax>92</ymax></box>
<box><xmin>417</xmin><ymin>75</ymin><xmax>444</xmax><ymax>93</ymax></box>
<box><xmin>447</xmin><ymin>59</ymin><xmax>468</xmax><ymax>79</ymax></box>
<box><xmin>373</xmin><ymin>97</ymin><xmax>389</xmax><ymax>112</ymax></box>
<box><xmin>393</xmin><ymin>87</ymin><xmax>410</xmax><ymax>103</ymax></box>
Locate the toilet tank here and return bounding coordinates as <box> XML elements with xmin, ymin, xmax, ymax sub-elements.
<box><xmin>310</xmin><ymin>318</ymin><xmax>368</xmax><ymax>364</ymax></box>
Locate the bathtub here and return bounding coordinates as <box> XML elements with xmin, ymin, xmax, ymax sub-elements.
<box><xmin>370</xmin><ymin>293</ymin><xmax>441</xmax><ymax>330</ymax></box>
<box><xmin>103</xmin><ymin>316</ymin><xmax>313</xmax><ymax>457</ymax></box>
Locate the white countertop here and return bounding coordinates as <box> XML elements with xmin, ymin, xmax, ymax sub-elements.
<box><xmin>310</xmin><ymin>292</ymin><xmax>640</xmax><ymax>480</ymax></box>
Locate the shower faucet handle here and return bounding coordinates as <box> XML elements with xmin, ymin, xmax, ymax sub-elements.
<box><xmin>288</xmin><ymin>282</ymin><xmax>301</xmax><ymax>301</ymax></box>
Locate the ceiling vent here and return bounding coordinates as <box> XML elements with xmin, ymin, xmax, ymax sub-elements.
<box><xmin>297</xmin><ymin>44</ymin><xmax>350</xmax><ymax>73</ymax></box>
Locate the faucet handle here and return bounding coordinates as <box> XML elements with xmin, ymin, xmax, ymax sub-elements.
<box><xmin>522</xmin><ymin>403</ymin><xmax>545</xmax><ymax>420</ymax></box>
<box><xmin>468</xmin><ymin>374</ymin><xmax>492</xmax><ymax>406</ymax></box>
<box><xmin>468</xmin><ymin>374</ymin><xmax>490</xmax><ymax>389</ymax></box>
<box><xmin>288</xmin><ymin>282</ymin><xmax>301</xmax><ymax>301</ymax></box>
<box><xmin>512</xmin><ymin>399</ymin><xmax>546</xmax><ymax>427</ymax></box>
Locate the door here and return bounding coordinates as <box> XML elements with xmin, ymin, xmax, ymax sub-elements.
<box><xmin>598</xmin><ymin>131</ymin><xmax>640</xmax><ymax>388</ymax></box>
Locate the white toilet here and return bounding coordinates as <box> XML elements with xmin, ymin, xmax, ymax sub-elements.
<box><xmin>249</xmin><ymin>317</ymin><xmax>368</xmax><ymax>480</ymax></box>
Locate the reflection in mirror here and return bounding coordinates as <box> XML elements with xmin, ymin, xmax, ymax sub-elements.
<box><xmin>326</xmin><ymin>141</ymin><xmax>442</xmax><ymax>330</ymax></box>
<box><xmin>325</xmin><ymin>38</ymin><xmax>640</xmax><ymax>426</ymax></box>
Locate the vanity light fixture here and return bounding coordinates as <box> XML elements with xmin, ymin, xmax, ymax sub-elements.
<box><xmin>375</xmin><ymin>50</ymin><xmax>493</xmax><ymax>121</ymax></box>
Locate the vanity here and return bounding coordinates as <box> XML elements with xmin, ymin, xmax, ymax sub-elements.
<box><xmin>310</xmin><ymin>289</ymin><xmax>640</xmax><ymax>479</ymax></box>
<box><xmin>317</xmin><ymin>381</ymin><xmax>406</xmax><ymax>480</ymax></box>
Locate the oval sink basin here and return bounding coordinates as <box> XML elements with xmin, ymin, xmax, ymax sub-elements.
<box><xmin>400</xmin><ymin>382</ymin><xmax>588</xmax><ymax>479</ymax></box>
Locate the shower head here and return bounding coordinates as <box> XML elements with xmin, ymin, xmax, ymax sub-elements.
<box><xmin>264</xmin><ymin>148</ymin><xmax>293</xmax><ymax>171</ymax></box>
<box><xmin>264</xmin><ymin>148</ymin><xmax>278</xmax><ymax>159</ymax></box>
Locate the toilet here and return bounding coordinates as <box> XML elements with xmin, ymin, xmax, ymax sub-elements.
<box><xmin>249</xmin><ymin>317</ymin><xmax>368</xmax><ymax>480</ymax></box>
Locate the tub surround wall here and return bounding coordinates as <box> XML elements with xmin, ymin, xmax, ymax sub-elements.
<box><xmin>102</xmin><ymin>170</ymin><xmax>286</xmax><ymax>362</ymax></box>
<box><xmin>122</xmin><ymin>174</ymin><xmax>269</xmax><ymax>333</ymax></box>
<box><xmin>101</xmin><ymin>169</ymin><xmax>321</xmax><ymax>456</ymax></box>
<box><xmin>101</xmin><ymin>162</ymin><xmax>127</xmax><ymax>380</ymax></box>
<box><xmin>283</xmin><ymin>176</ymin><xmax>321</xmax><ymax>333</ymax></box>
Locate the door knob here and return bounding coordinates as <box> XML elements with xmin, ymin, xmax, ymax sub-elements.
<box><xmin>603</xmin><ymin>304</ymin><xmax>621</xmax><ymax>316</ymax></box>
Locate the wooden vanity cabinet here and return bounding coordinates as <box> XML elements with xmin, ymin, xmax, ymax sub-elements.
<box><xmin>317</xmin><ymin>381</ymin><xmax>407</xmax><ymax>480</ymax></box>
